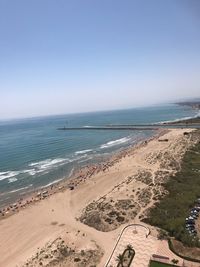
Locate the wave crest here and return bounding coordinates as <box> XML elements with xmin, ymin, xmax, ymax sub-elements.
<box><xmin>100</xmin><ymin>137</ymin><xmax>131</xmax><ymax>149</ymax></box>
<box><xmin>75</xmin><ymin>149</ymin><xmax>93</xmax><ymax>155</ymax></box>
<box><xmin>158</xmin><ymin>110</ymin><xmax>200</xmax><ymax>124</ymax></box>
<box><xmin>0</xmin><ymin>171</ymin><xmax>20</xmax><ymax>181</ymax></box>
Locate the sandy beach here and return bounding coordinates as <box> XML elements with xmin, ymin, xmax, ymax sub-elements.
<box><xmin>0</xmin><ymin>128</ymin><xmax>199</xmax><ymax>267</ymax></box>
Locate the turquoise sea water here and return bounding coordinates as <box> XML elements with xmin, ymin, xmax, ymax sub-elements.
<box><xmin>0</xmin><ymin>104</ymin><xmax>199</xmax><ymax>207</ymax></box>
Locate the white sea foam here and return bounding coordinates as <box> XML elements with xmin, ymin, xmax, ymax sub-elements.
<box><xmin>27</xmin><ymin>169</ymin><xmax>37</xmax><ymax>175</ymax></box>
<box><xmin>0</xmin><ymin>171</ymin><xmax>8</xmax><ymax>175</ymax></box>
<box><xmin>78</xmin><ymin>157</ymin><xmax>92</xmax><ymax>163</ymax></box>
<box><xmin>0</xmin><ymin>157</ymin><xmax>71</xmax><ymax>184</ymax></box>
<box><xmin>157</xmin><ymin>110</ymin><xmax>200</xmax><ymax>125</ymax></box>
<box><xmin>75</xmin><ymin>149</ymin><xmax>93</xmax><ymax>155</ymax></box>
<box><xmin>29</xmin><ymin>158</ymin><xmax>69</xmax><ymax>171</ymax></box>
<box><xmin>29</xmin><ymin>158</ymin><xmax>66</xmax><ymax>167</ymax></box>
<box><xmin>8</xmin><ymin>177</ymin><xmax>18</xmax><ymax>183</ymax></box>
<box><xmin>100</xmin><ymin>137</ymin><xmax>131</xmax><ymax>149</ymax></box>
<box><xmin>68</xmin><ymin>167</ymin><xmax>74</xmax><ymax>178</ymax></box>
<box><xmin>69</xmin><ymin>154</ymin><xmax>88</xmax><ymax>161</ymax></box>
<box><xmin>0</xmin><ymin>171</ymin><xmax>19</xmax><ymax>181</ymax></box>
<box><xmin>8</xmin><ymin>184</ymin><xmax>33</xmax><ymax>194</ymax></box>
<box><xmin>42</xmin><ymin>178</ymin><xmax>63</xmax><ymax>188</ymax></box>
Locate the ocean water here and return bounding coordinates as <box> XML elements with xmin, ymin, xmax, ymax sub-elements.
<box><xmin>0</xmin><ymin>104</ymin><xmax>199</xmax><ymax>207</ymax></box>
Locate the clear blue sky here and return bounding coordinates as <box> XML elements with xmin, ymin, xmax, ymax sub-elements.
<box><xmin>0</xmin><ymin>0</ymin><xmax>200</xmax><ymax>119</ymax></box>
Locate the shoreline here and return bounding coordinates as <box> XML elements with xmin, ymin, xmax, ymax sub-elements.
<box><xmin>162</xmin><ymin>115</ymin><xmax>200</xmax><ymax>125</ymax></box>
<box><xmin>0</xmin><ymin>129</ymin><xmax>162</xmax><ymax>217</ymax></box>
<box><xmin>0</xmin><ymin>128</ymin><xmax>198</xmax><ymax>267</ymax></box>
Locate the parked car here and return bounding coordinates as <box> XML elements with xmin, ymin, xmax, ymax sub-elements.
<box><xmin>185</xmin><ymin>219</ymin><xmax>195</xmax><ymax>224</ymax></box>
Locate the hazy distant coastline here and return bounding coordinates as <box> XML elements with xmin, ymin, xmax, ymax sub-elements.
<box><xmin>176</xmin><ymin>100</ymin><xmax>200</xmax><ymax>110</ymax></box>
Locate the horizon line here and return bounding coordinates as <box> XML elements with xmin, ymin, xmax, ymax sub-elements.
<box><xmin>0</xmin><ymin>100</ymin><xmax>190</xmax><ymax>122</ymax></box>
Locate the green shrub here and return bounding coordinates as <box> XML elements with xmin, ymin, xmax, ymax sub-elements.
<box><xmin>143</xmin><ymin>131</ymin><xmax>200</xmax><ymax>247</ymax></box>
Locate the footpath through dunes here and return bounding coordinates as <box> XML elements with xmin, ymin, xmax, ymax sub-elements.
<box><xmin>0</xmin><ymin>128</ymin><xmax>199</xmax><ymax>267</ymax></box>
<box><xmin>78</xmin><ymin>128</ymin><xmax>197</xmax><ymax>232</ymax></box>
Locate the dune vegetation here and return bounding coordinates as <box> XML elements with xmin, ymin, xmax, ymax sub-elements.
<box><xmin>144</xmin><ymin>130</ymin><xmax>200</xmax><ymax>247</ymax></box>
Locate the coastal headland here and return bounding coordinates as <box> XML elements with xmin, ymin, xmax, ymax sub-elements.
<box><xmin>0</xmin><ymin>128</ymin><xmax>200</xmax><ymax>267</ymax></box>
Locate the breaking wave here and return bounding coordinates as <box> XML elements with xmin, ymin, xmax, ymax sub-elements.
<box><xmin>29</xmin><ymin>158</ymin><xmax>68</xmax><ymax>169</ymax></box>
<box><xmin>100</xmin><ymin>137</ymin><xmax>131</xmax><ymax>149</ymax></box>
<box><xmin>157</xmin><ymin>110</ymin><xmax>200</xmax><ymax>124</ymax></box>
<box><xmin>42</xmin><ymin>178</ymin><xmax>63</xmax><ymax>188</ymax></box>
<box><xmin>0</xmin><ymin>154</ymin><xmax>90</xmax><ymax>184</ymax></box>
<box><xmin>8</xmin><ymin>177</ymin><xmax>18</xmax><ymax>183</ymax></box>
<box><xmin>0</xmin><ymin>171</ymin><xmax>20</xmax><ymax>181</ymax></box>
<box><xmin>75</xmin><ymin>149</ymin><xmax>93</xmax><ymax>155</ymax></box>
<box><xmin>7</xmin><ymin>184</ymin><xmax>33</xmax><ymax>194</ymax></box>
<box><xmin>0</xmin><ymin>158</ymin><xmax>70</xmax><ymax>183</ymax></box>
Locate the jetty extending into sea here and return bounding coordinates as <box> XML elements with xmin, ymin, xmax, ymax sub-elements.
<box><xmin>57</xmin><ymin>123</ymin><xmax>200</xmax><ymax>131</ymax></box>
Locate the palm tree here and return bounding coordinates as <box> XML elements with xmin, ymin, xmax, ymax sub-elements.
<box><xmin>126</xmin><ymin>244</ymin><xmax>133</xmax><ymax>257</ymax></box>
<box><xmin>116</xmin><ymin>253</ymin><xmax>124</xmax><ymax>267</ymax></box>
<box><xmin>171</xmin><ymin>259</ymin><xmax>179</xmax><ymax>265</ymax></box>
